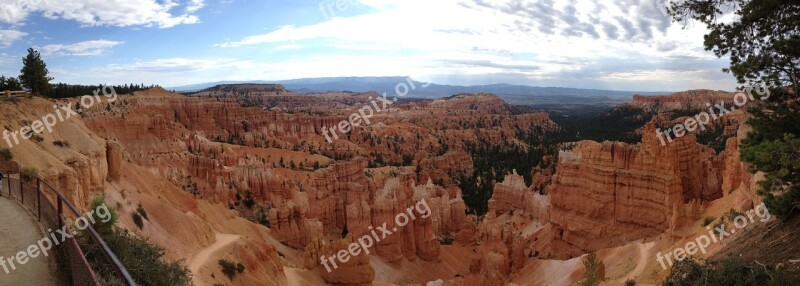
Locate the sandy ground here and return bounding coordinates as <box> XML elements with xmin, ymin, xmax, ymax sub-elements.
<box><xmin>624</xmin><ymin>242</ymin><xmax>653</xmax><ymax>282</ymax></box>
<box><xmin>283</xmin><ymin>266</ymin><xmax>328</xmax><ymax>286</ymax></box>
<box><xmin>188</xmin><ymin>233</ymin><xmax>240</xmax><ymax>286</ymax></box>
<box><xmin>0</xmin><ymin>196</ymin><xmax>58</xmax><ymax>286</ymax></box>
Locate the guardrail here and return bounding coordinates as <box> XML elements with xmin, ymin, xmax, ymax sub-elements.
<box><xmin>1</xmin><ymin>173</ymin><xmax>136</xmax><ymax>286</ymax></box>
<box><xmin>1</xmin><ymin>90</ymin><xmax>31</xmax><ymax>98</ymax></box>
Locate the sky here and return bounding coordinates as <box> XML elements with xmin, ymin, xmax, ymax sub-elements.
<box><xmin>0</xmin><ymin>0</ymin><xmax>739</xmax><ymax>91</ymax></box>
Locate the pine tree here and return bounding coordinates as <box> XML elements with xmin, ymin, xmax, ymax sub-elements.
<box><xmin>671</xmin><ymin>1</ymin><xmax>800</xmax><ymax>217</ymax></box>
<box><xmin>0</xmin><ymin>76</ymin><xmax>22</xmax><ymax>91</ymax></box>
<box><xmin>579</xmin><ymin>253</ymin><xmax>605</xmax><ymax>286</ymax></box>
<box><xmin>19</xmin><ymin>48</ymin><xmax>53</xmax><ymax>96</ymax></box>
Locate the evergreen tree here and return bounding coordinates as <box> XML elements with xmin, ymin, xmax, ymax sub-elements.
<box><xmin>670</xmin><ymin>1</ymin><xmax>800</xmax><ymax>217</ymax></box>
<box><xmin>578</xmin><ymin>253</ymin><xmax>605</xmax><ymax>286</ymax></box>
<box><xmin>19</xmin><ymin>48</ymin><xmax>53</xmax><ymax>96</ymax></box>
<box><xmin>0</xmin><ymin>76</ymin><xmax>22</xmax><ymax>91</ymax></box>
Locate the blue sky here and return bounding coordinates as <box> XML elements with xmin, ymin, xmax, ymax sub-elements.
<box><xmin>0</xmin><ymin>0</ymin><xmax>738</xmax><ymax>91</ymax></box>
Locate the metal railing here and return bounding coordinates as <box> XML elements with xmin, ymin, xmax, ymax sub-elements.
<box><xmin>1</xmin><ymin>173</ymin><xmax>136</xmax><ymax>286</ymax></box>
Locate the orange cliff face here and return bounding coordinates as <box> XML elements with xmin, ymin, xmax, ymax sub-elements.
<box><xmin>0</xmin><ymin>85</ymin><xmax>760</xmax><ymax>285</ymax></box>
<box><xmin>541</xmin><ymin>121</ymin><xmax>724</xmax><ymax>258</ymax></box>
<box><xmin>70</xmin><ymin>87</ymin><xmax>560</xmax><ymax>285</ymax></box>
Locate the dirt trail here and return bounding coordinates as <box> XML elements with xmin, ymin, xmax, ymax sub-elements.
<box><xmin>621</xmin><ymin>242</ymin><xmax>655</xmax><ymax>283</ymax></box>
<box><xmin>0</xmin><ymin>196</ymin><xmax>58</xmax><ymax>286</ymax></box>
<box><xmin>188</xmin><ymin>233</ymin><xmax>240</xmax><ymax>285</ymax></box>
<box><xmin>284</xmin><ymin>266</ymin><xmax>302</xmax><ymax>286</ymax></box>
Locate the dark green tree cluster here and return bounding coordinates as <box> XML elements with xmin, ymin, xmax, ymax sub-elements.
<box><xmin>46</xmin><ymin>83</ymin><xmax>155</xmax><ymax>99</ymax></box>
<box><xmin>670</xmin><ymin>0</ymin><xmax>800</xmax><ymax>217</ymax></box>
<box><xmin>218</xmin><ymin>259</ymin><xmax>245</xmax><ymax>280</ymax></box>
<box><xmin>457</xmin><ymin>125</ymin><xmax>565</xmax><ymax>216</ymax></box>
<box><xmin>4</xmin><ymin>47</ymin><xmax>155</xmax><ymax>98</ymax></box>
<box><xmin>0</xmin><ymin>75</ymin><xmax>22</xmax><ymax>91</ymax></box>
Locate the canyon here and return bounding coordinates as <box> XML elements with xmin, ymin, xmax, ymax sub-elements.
<box><xmin>0</xmin><ymin>86</ymin><xmax>764</xmax><ymax>285</ymax></box>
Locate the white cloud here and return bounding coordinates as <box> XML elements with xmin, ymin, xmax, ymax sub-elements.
<box><xmin>274</xmin><ymin>44</ymin><xmax>304</xmax><ymax>50</ymax></box>
<box><xmin>38</xmin><ymin>40</ymin><xmax>123</xmax><ymax>56</ymax></box>
<box><xmin>209</xmin><ymin>0</ymin><xmax>735</xmax><ymax>90</ymax></box>
<box><xmin>0</xmin><ymin>0</ymin><xmax>203</xmax><ymax>28</ymax></box>
<box><xmin>186</xmin><ymin>0</ymin><xmax>205</xmax><ymax>13</ymax></box>
<box><xmin>50</xmin><ymin>57</ymin><xmax>257</xmax><ymax>85</ymax></box>
<box><xmin>0</xmin><ymin>29</ymin><xmax>26</xmax><ymax>46</ymax></box>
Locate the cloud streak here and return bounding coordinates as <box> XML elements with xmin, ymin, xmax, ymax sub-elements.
<box><xmin>38</xmin><ymin>40</ymin><xmax>123</xmax><ymax>56</ymax></box>
<box><xmin>0</xmin><ymin>0</ymin><xmax>204</xmax><ymax>28</ymax></box>
<box><xmin>0</xmin><ymin>29</ymin><xmax>26</xmax><ymax>47</ymax></box>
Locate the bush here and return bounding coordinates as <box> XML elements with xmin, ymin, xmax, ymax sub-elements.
<box><xmin>625</xmin><ymin>278</ymin><xmax>636</xmax><ymax>286</ymax></box>
<box><xmin>81</xmin><ymin>228</ymin><xmax>192</xmax><ymax>286</ymax></box>
<box><xmin>727</xmin><ymin>209</ymin><xmax>745</xmax><ymax>221</ymax></box>
<box><xmin>21</xmin><ymin>167</ymin><xmax>38</xmax><ymax>179</ymax></box>
<box><xmin>0</xmin><ymin>148</ymin><xmax>12</xmax><ymax>160</ymax></box>
<box><xmin>136</xmin><ymin>203</ymin><xmax>149</xmax><ymax>220</ymax></box>
<box><xmin>81</xmin><ymin>195</ymin><xmax>190</xmax><ymax>285</ymax></box>
<box><xmin>88</xmin><ymin>197</ymin><xmax>117</xmax><ymax>235</ymax></box>
<box><xmin>439</xmin><ymin>232</ymin><xmax>455</xmax><ymax>245</ymax></box>
<box><xmin>132</xmin><ymin>212</ymin><xmax>144</xmax><ymax>229</ymax></box>
<box><xmin>52</xmin><ymin>140</ymin><xmax>70</xmax><ymax>147</ymax></box>
<box><xmin>663</xmin><ymin>256</ymin><xmax>800</xmax><ymax>286</ymax></box>
<box><xmin>702</xmin><ymin>216</ymin><xmax>716</xmax><ymax>227</ymax></box>
<box><xmin>218</xmin><ymin>259</ymin><xmax>239</xmax><ymax>279</ymax></box>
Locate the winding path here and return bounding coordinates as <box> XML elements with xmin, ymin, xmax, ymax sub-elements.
<box><xmin>0</xmin><ymin>196</ymin><xmax>58</xmax><ymax>285</ymax></box>
<box><xmin>188</xmin><ymin>233</ymin><xmax>241</xmax><ymax>285</ymax></box>
<box><xmin>621</xmin><ymin>242</ymin><xmax>654</xmax><ymax>283</ymax></box>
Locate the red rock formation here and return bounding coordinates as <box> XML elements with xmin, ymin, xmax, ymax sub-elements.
<box><xmin>488</xmin><ymin>170</ymin><xmax>549</xmax><ymax>223</ymax></box>
<box><xmin>546</xmin><ymin>121</ymin><xmax>722</xmax><ymax>257</ymax></box>
<box><xmin>303</xmin><ymin>234</ymin><xmax>375</xmax><ymax>285</ymax></box>
<box><xmin>107</xmin><ymin>141</ymin><xmax>123</xmax><ymax>181</ymax></box>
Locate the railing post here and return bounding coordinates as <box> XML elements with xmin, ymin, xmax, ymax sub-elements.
<box><xmin>37</xmin><ymin>178</ymin><xmax>42</xmax><ymax>221</ymax></box>
<box><xmin>58</xmin><ymin>196</ymin><xmax>63</xmax><ymax>229</ymax></box>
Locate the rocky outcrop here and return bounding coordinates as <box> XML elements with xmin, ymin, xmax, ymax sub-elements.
<box><xmin>107</xmin><ymin>141</ymin><xmax>123</xmax><ymax>181</ymax></box>
<box><xmin>488</xmin><ymin>170</ymin><xmax>549</xmax><ymax>223</ymax></box>
<box><xmin>303</xmin><ymin>234</ymin><xmax>375</xmax><ymax>285</ymax></box>
<box><xmin>546</xmin><ymin>121</ymin><xmax>722</xmax><ymax>257</ymax></box>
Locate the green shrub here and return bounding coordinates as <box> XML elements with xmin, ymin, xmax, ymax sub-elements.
<box><xmin>439</xmin><ymin>232</ymin><xmax>455</xmax><ymax>245</ymax></box>
<box><xmin>81</xmin><ymin>228</ymin><xmax>192</xmax><ymax>286</ymax></box>
<box><xmin>727</xmin><ymin>209</ymin><xmax>745</xmax><ymax>221</ymax></box>
<box><xmin>136</xmin><ymin>203</ymin><xmax>149</xmax><ymax>220</ymax></box>
<box><xmin>53</xmin><ymin>140</ymin><xmax>70</xmax><ymax>147</ymax></box>
<box><xmin>702</xmin><ymin>216</ymin><xmax>715</xmax><ymax>227</ymax></box>
<box><xmin>218</xmin><ymin>259</ymin><xmax>238</xmax><ymax>279</ymax></box>
<box><xmin>132</xmin><ymin>212</ymin><xmax>144</xmax><ymax>229</ymax></box>
<box><xmin>80</xmin><ymin>196</ymin><xmax>190</xmax><ymax>286</ymax></box>
<box><xmin>21</xmin><ymin>167</ymin><xmax>38</xmax><ymax>178</ymax></box>
<box><xmin>663</xmin><ymin>256</ymin><xmax>800</xmax><ymax>285</ymax></box>
<box><xmin>88</xmin><ymin>197</ymin><xmax>117</xmax><ymax>235</ymax></box>
<box><xmin>0</xmin><ymin>148</ymin><xmax>12</xmax><ymax>160</ymax></box>
<box><xmin>236</xmin><ymin>263</ymin><xmax>245</xmax><ymax>273</ymax></box>
<box><xmin>625</xmin><ymin>278</ymin><xmax>636</xmax><ymax>286</ymax></box>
